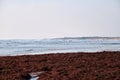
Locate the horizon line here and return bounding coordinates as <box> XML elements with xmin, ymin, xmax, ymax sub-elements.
<box><xmin>0</xmin><ymin>36</ymin><xmax>120</xmax><ymax>40</ymax></box>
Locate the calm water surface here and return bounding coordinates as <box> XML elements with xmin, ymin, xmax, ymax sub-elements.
<box><xmin>0</xmin><ymin>37</ymin><xmax>120</xmax><ymax>56</ymax></box>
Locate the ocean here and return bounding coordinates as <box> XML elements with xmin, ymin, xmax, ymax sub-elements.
<box><xmin>0</xmin><ymin>37</ymin><xmax>120</xmax><ymax>56</ymax></box>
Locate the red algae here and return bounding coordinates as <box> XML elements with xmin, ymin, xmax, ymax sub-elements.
<box><xmin>0</xmin><ymin>51</ymin><xmax>120</xmax><ymax>80</ymax></box>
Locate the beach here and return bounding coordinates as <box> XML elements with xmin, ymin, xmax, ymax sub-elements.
<box><xmin>1</xmin><ymin>0</ymin><xmax>120</xmax><ymax>79</ymax></box>
<box><xmin>0</xmin><ymin>51</ymin><xmax>120</xmax><ymax>80</ymax></box>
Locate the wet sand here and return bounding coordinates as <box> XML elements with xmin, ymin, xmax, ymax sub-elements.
<box><xmin>0</xmin><ymin>51</ymin><xmax>120</xmax><ymax>80</ymax></box>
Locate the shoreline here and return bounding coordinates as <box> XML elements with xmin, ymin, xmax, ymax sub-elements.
<box><xmin>0</xmin><ymin>51</ymin><xmax>120</xmax><ymax>80</ymax></box>
<box><xmin>1</xmin><ymin>50</ymin><xmax>120</xmax><ymax>56</ymax></box>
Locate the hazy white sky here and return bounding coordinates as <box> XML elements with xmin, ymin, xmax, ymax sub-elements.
<box><xmin>0</xmin><ymin>0</ymin><xmax>120</xmax><ymax>39</ymax></box>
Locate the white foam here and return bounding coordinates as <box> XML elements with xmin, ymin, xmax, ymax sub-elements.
<box><xmin>11</xmin><ymin>49</ymin><xmax>119</xmax><ymax>56</ymax></box>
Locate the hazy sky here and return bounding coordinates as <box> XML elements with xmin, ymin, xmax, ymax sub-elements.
<box><xmin>0</xmin><ymin>0</ymin><xmax>120</xmax><ymax>39</ymax></box>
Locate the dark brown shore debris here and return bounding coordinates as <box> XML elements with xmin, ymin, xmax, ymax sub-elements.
<box><xmin>0</xmin><ymin>51</ymin><xmax>120</xmax><ymax>80</ymax></box>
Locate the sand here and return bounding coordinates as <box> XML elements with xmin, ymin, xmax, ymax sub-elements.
<box><xmin>0</xmin><ymin>51</ymin><xmax>120</xmax><ymax>80</ymax></box>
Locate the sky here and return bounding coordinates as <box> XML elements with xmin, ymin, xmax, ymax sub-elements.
<box><xmin>0</xmin><ymin>0</ymin><xmax>120</xmax><ymax>39</ymax></box>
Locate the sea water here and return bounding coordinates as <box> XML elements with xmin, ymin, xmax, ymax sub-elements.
<box><xmin>0</xmin><ymin>37</ymin><xmax>120</xmax><ymax>56</ymax></box>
